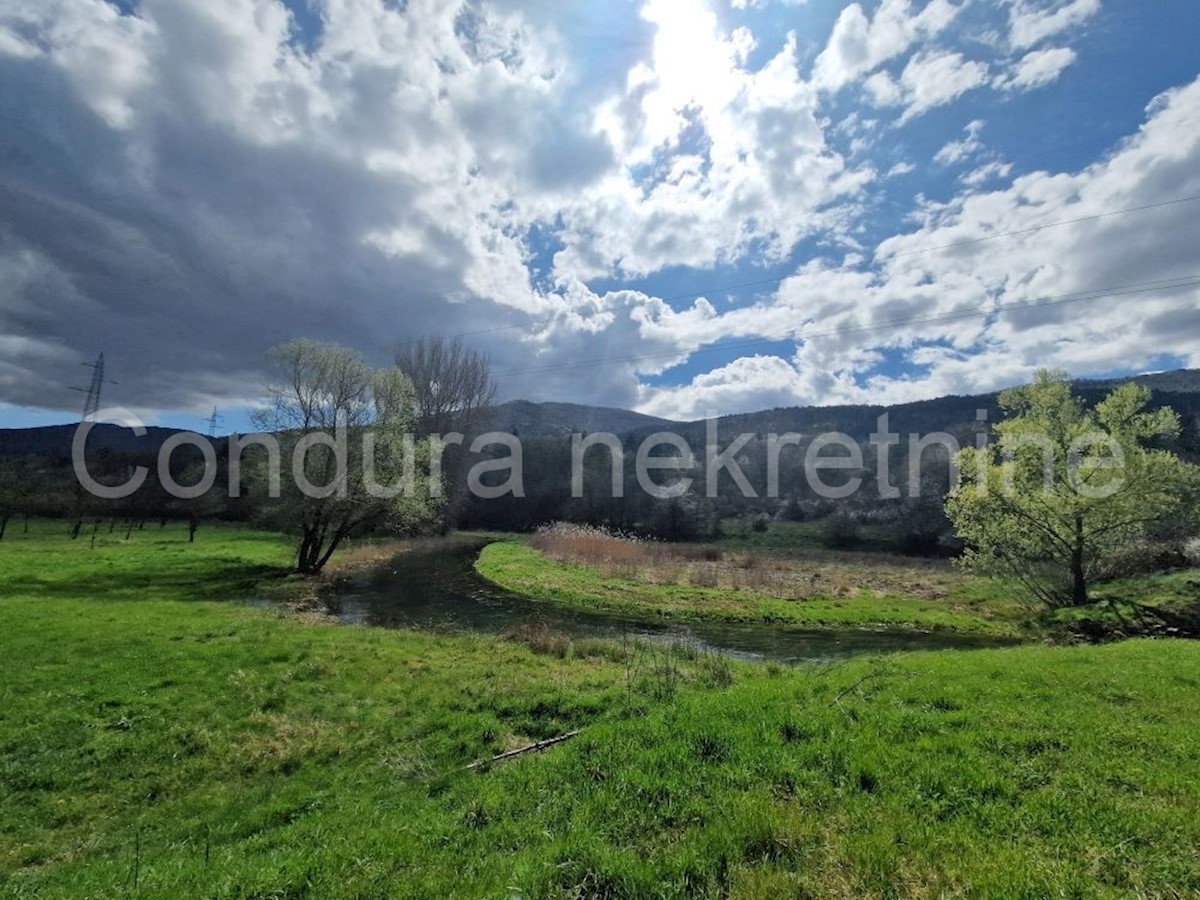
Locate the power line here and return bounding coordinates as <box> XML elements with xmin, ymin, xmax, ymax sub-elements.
<box><xmin>491</xmin><ymin>274</ymin><xmax>1200</xmax><ymax>379</ymax></box>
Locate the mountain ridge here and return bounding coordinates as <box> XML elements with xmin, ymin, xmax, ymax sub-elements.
<box><xmin>2</xmin><ymin>369</ymin><xmax>1197</xmax><ymax>458</ymax></box>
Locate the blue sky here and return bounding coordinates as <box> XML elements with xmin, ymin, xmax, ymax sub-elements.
<box><xmin>1</xmin><ymin>0</ymin><xmax>1198</xmax><ymax>432</ymax></box>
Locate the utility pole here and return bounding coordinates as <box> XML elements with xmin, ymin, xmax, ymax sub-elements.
<box><xmin>203</xmin><ymin>407</ymin><xmax>225</xmax><ymax>437</ymax></box>
<box><xmin>70</xmin><ymin>353</ymin><xmax>116</xmax><ymax>421</ymax></box>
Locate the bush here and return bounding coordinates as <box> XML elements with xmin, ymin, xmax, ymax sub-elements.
<box><xmin>820</xmin><ymin>513</ymin><xmax>860</xmax><ymax>550</ymax></box>
<box><xmin>782</xmin><ymin>497</ymin><xmax>806</xmax><ymax>522</ymax></box>
<box><xmin>896</xmin><ymin>528</ymin><xmax>943</xmax><ymax>556</ymax></box>
<box><xmin>1185</xmin><ymin>537</ymin><xmax>1200</xmax><ymax>568</ymax></box>
<box><xmin>1100</xmin><ymin>539</ymin><xmax>1188</xmax><ymax>580</ymax></box>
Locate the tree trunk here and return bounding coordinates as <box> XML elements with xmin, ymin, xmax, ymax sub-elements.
<box><xmin>70</xmin><ymin>519</ymin><xmax>83</xmax><ymax>540</ymax></box>
<box><xmin>188</xmin><ymin>514</ymin><xmax>199</xmax><ymax>543</ymax></box>
<box><xmin>296</xmin><ymin>523</ymin><xmax>324</xmax><ymax>574</ymax></box>
<box><xmin>1070</xmin><ymin>514</ymin><xmax>1088</xmax><ymax>606</ymax></box>
<box><xmin>0</xmin><ymin>514</ymin><xmax>10</xmax><ymax>541</ymax></box>
<box><xmin>314</xmin><ymin>526</ymin><xmax>349</xmax><ymax>572</ymax></box>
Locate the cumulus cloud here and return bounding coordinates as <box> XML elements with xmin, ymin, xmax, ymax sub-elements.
<box><xmin>960</xmin><ymin>160</ymin><xmax>1013</xmax><ymax>186</ymax></box>
<box><xmin>862</xmin><ymin>51</ymin><xmax>993</xmax><ymax>125</ymax></box>
<box><xmin>894</xmin><ymin>50</ymin><xmax>991</xmax><ymax>123</ymax></box>
<box><xmin>687</xmin><ymin>76</ymin><xmax>1200</xmax><ymax>412</ymax></box>
<box><xmin>934</xmin><ymin>118</ymin><xmax>987</xmax><ymax>165</ymax></box>
<box><xmin>0</xmin><ymin>0</ymin><xmax>622</xmax><ymax>412</ymax></box>
<box><xmin>811</xmin><ymin>0</ymin><xmax>960</xmax><ymax>93</ymax></box>
<box><xmin>0</xmin><ymin>0</ymin><xmax>1187</xmax><ymax>424</ymax></box>
<box><xmin>997</xmin><ymin>46</ymin><xmax>1077</xmax><ymax>90</ymax></box>
<box><xmin>1007</xmin><ymin>0</ymin><xmax>1101</xmax><ymax>50</ymax></box>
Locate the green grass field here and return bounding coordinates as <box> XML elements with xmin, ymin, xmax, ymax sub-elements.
<box><xmin>2</xmin><ymin>523</ymin><xmax>1199</xmax><ymax>896</ymax></box>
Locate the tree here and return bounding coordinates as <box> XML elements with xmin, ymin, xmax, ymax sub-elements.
<box><xmin>947</xmin><ymin>370</ymin><xmax>1200</xmax><ymax>607</ymax></box>
<box><xmin>395</xmin><ymin>336</ymin><xmax>496</xmax><ymax>434</ymax></box>
<box><xmin>396</xmin><ymin>336</ymin><xmax>497</xmax><ymax>528</ymax></box>
<box><xmin>0</xmin><ymin>457</ymin><xmax>41</xmax><ymax>539</ymax></box>
<box><xmin>252</xmin><ymin>340</ymin><xmax>440</xmax><ymax>574</ymax></box>
<box><xmin>169</xmin><ymin>461</ymin><xmax>228</xmax><ymax>542</ymax></box>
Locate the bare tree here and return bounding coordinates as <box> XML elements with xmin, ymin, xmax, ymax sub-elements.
<box><xmin>395</xmin><ymin>336</ymin><xmax>496</xmax><ymax>434</ymax></box>
<box><xmin>0</xmin><ymin>456</ymin><xmax>58</xmax><ymax>539</ymax></box>
<box><xmin>253</xmin><ymin>340</ymin><xmax>440</xmax><ymax>573</ymax></box>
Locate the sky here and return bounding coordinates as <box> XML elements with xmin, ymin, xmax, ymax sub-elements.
<box><xmin>1</xmin><ymin>0</ymin><xmax>1198</xmax><ymax>432</ymax></box>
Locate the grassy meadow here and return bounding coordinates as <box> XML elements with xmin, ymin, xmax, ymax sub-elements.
<box><xmin>2</xmin><ymin>522</ymin><xmax>1199</xmax><ymax>896</ymax></box>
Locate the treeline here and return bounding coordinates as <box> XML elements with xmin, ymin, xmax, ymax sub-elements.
<box><xmin>4</xmin><ymin>375</ymin><xmax>1199</xmax><ymax>561</ymax></box>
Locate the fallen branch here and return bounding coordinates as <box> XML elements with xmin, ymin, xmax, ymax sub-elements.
<box><xmin>465</xmin><ymin>730</ymin><xmax>583</xmax><ymax>770</ymax></box>
<box><xmin>832</xmin><ymin>671</ymin><xmax>886</xmax><ymax>705</ymax></box>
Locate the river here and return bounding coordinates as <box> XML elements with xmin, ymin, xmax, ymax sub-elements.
<box><xmin>322</xmin><ymin>542</ymin><xmax>1013</xmax><ymax>664</ymax></box>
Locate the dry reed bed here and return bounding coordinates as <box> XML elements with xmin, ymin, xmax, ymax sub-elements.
<box><xmin>530</xmin><ymin>523</ymin><xmax>961</xmax><ymax>601</ymax></box>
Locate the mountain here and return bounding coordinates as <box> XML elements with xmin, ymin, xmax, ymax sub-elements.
<box><xmin>1081</xmin><ymin>368</ymin><xmax>1200</xmax><ymax>394</ymax></box>
<box><xmin>479</xmin><ymin>400</ymin><xmax>680</xmax><ymax>438</ymax></box>
<box><xmin>3</xmin><ymin>369</ymin><xmax>1198</xmax><ymax>459</ymax></box>
<box><xmin>0</xmin><ymin>423</ymin><xmax>190</xmax><ymax>460</ymax></box>
<box><xmin>657</xmin><ymin>370</ymin><xmax>1200</xmax><ymax>446</ymax></box>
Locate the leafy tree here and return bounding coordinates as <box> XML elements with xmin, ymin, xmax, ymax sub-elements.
<box><xmin>947</xmin><ymin>370</ymin><xmax>1200</xmax><ymax>607</ymax></box>
<box><xmin>252</xmin><ymin>340</ymin><xmax>440</xmax><ymax>573</ymax></box>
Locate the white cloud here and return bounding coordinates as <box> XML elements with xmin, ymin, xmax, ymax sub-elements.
<box><xmin>863</xmin><ymin>70</ymin><xmax>903</xmax><ymax>106</ymax></box>
<box><xmin>934</xmin><ymin>119</ymin><xmax>986</xmax><ymax>164</ymax></box>
<box><xmin>0</xmin><ymin>0</ymin><xmax>158</xmax><ymax>128</ymax></box>
<box><xmin>998</xmin><ymin>46</ymin><xmax>1077</xmax><ymax>90</ymax></box>
<box><xmin>895</xmin><ymin>50</ymin><xmax>990</xmax><ymax>123</ymax></box>
<box><xmin>620</xmin><ymin>75</ymin><xmax>1200</xmax><ymax>417</ymax></box>
<box><xmin>782</xmin><ymin>76</ymin><xmax>1200</xmax><ymax>406</ymax></box>
<box><xmin>1007</xmin><ymin>0</ymin><xmax>1101</xmax><ymax>50</ymax></box>
<box><xmin>730</xmin><ymin>0</ymin><xmax>809</xmax><ymax>9</ymax></box>
<box><xmin>554</xmin><ymin>15</ymin><xmax>874</xmax><ymax>281</ymax></box>
<box><xmin>636</xmin><ymin>355</ymin><xmax>807</xmax><ymax>420</ymax></box>
<box><xmin>811</xmin><ymin>0</ymin><xmax>960</xmax><ymax>92</ymax></box>
<box><xmin>961</xmin><ymin>160</ymin><xmax>1013</xmax><ymax>185</ymax></box>
<box><xmin>0</xmin><ymin>0</ymin><xmax>1188</xmax><ymax>421</ymax></box>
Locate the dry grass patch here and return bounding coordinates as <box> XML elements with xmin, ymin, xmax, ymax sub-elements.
<box><xmin>531</xmin><ymin>522</ymin><xmax>965</xmax><ymax>603</ymax></box>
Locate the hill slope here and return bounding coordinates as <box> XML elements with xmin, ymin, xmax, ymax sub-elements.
<box><xmin>3</xmin><ymin>369</ymin><xmax>1198</xmax><ymax>458</ymax></box>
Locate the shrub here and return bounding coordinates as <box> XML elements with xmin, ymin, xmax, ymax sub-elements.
<box><xmin>1100</xmin><ymin>539</ymin><xmax>1187</xmax><ymax>579</ymax></box>
<box><xmin>504</xmin><ymin>622</ymin><xmax>571</xmax><ymax>658</ymax></box>
<box><xmin>1185</xmin><ymin>537</ymin><xmax>1200</xmax><ymax>567</ymax></box>
<box><xmin>897</xmin><ymin>527</ymin><xmax>945</xmax><ymax>557</ymax></box>
<box><xmin>820</xmin><ymin>513</ymin><xmax>860</xmax><ymax>549</ymax></box>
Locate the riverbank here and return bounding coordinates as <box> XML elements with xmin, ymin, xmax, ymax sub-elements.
<box><xmin>476</xmin><ymin>539</ymin><xmax>1025</xmax><ymax>636</ymax></box>
<box><xmin>4</xmin><ymin>523</ymin><xmax>1200</xmax><ymax>895</ymax></box>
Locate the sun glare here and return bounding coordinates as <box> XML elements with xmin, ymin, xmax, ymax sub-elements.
<box><xmin>638</xmin><ymin>0</ymin><xmax>741</xmax><ymax>145</ymax></box>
